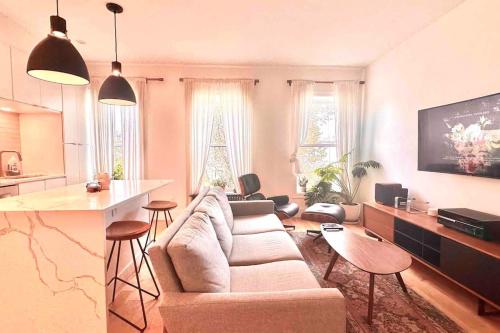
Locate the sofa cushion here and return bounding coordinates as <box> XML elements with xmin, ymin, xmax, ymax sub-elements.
<box><xmin>167</xmin><ymin>212</ymin><xmax>230</xmax><ymax>292</ymax></box>
<box><xmin>195</xmin><ymin>196</ymin><xmax>233</xmax><ymax>258</ymax></box>
<box><xmin>229</xmin><ymin>231</ymin><xmax>303</xmax><ymax>266</ymax></box>
<box><xmin>230</xmin><ymin>260</ymin><xmax>320</xmax><ymax>292</ymax></box>
<box><xmin>232</xmin><ymin>214</ymin><xmax>285</xmax><ymax>235</ymax></box>
<box><xmin>207</xmin><ymin>187</ymin><xmax>234</xmax><ymax>230</ymax></box>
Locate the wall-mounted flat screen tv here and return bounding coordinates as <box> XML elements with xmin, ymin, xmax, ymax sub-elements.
<box><xmin>418</xmin><ymin>93</ymin><xmax>500</xmax><ymax>179</ymax></box>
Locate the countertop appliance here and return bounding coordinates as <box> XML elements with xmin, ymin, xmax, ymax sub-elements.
<box><xmin>0</xmin><ymin>185</ymin><xmax>19</xmax><ymax>199</ymax></box>
<box><xmin>437</xmin><ymin>208</ymin><xmax>500</xmax><ymax>241</ymax></box>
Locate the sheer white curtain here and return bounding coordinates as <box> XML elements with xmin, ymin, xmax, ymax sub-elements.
<box><xmin>121</xmin><ymin>79</ymin><xmax>145</xmax><ymax>179</ymax></box>
<box><xmin>220</xmin><ymin>80</ymin><xmax>253</xmax><ymax>192</ymax></box>
<box><xmin>89</xmin><ymin>78</ymin><xmax>145</xmax><ymax>179</ymax></box>
<box><xmin>90</xmin><ymin>78</ymin><xmax>114</xmax><ymax>175</ymax></box>
<box><xmin>186</xmin><ymin>80</ymin><xmax>217</xmax><ymax>194</ymax></box>
<box><xmin>333</xmin><ymin>81</ymin><xmax>362</xmax><ymax>169</ymax></box>
<box><xmin>289</xmin><ymin>80</ymin><xmax>314</xmax><ymax>174</ymax></box>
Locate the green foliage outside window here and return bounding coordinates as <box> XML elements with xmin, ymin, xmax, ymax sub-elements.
<box><xmin>112</xmin><ymin>162</ymin><xmax>124</xmax><ymax>180</ymax></box>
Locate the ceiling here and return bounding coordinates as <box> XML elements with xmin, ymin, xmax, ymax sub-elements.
<box><xmin>0</xmin><ymin>0</ymin><xmax>464</xmax><ymax>66</ymax></box>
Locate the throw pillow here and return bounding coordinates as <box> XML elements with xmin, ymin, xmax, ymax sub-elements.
<box><xmin>167</xmin><ymin>212</ymin><xmax>230</xmax><ymax>292</ymax></box>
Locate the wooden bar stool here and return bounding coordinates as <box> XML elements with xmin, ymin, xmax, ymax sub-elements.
<box><xmin>142</xmin><ymin>200</ymin><xmax>177</xmax><ymax>245</ymax></box>
<box><xmin>106</xmin><ymin>221</ymin><xmax>160</xmax><ymax>332</ymax></box>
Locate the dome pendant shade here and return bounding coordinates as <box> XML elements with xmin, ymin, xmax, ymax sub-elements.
<box><xmin>98</xmin><ymin>3</ymin><xmax>136</xmax><ymax>106</ymax></box>
<box><xmin>27</xmin><ymin>16</ymin><xmax>90</xmax><ymax>85</ymax></box>
<box><xmin>98</xmin><ymin>64</ymin><xmax>136</xmax><ymax>106</ymax></box>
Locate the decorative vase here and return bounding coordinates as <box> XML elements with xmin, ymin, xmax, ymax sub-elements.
<box><xmin>340</xmin><ymin>202</ymin><xmax>361</xmax><ymax>223</ymax></box>
<box><xmin>97</xmin><ymin>172</ymin><xmax>111</xmax><ymax>190</ymax></box>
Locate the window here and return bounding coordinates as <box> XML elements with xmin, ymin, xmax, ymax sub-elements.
<box><xmin>296</xmin><ymin>89</ymin><xmax>337</xmax><ymax>192</ymax></box>
<box><xmin>201</xmin><ymin>104</ymin><xmax>235</xmax><ymax>191</ymax></box>
<box><xmin>112</xmin><ymin>109</ymin><xmax>124</xmax><ymax>180</ymax></box>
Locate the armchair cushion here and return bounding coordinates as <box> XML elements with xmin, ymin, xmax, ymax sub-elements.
<box><xmin>276</xmin><ymin>202</ymin><xmax>300</xmax><ymax>218</ymax></box>
<box><xmin>195</xmin><ymin>196</ymin><xmax>233</xmax><ymax>258</ymax></box>
<box><xmin>267</xmin><ymin>195</ymin><xmax>290</xmax><ymax>206</ymax></box>
<box><xmin>238</xmin><ymin>173</ymin><xmax>261</xmax><ymax>196</ymax></box>
<box><xmin>167</xmin><ymin>212</ymin><xmax>230</xmax><ymax>293</ymax></box>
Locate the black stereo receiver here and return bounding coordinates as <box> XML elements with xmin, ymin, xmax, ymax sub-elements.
<box><xmin>437</xmin><ymin>208</ymin><xmax>500</xmax><ymax>241</ymax></box>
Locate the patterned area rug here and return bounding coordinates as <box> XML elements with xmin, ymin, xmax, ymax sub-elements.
<box><xmin>290</xmin><ymin>232</ymin><xmax>464</xmax><ymax>333</ymax></box>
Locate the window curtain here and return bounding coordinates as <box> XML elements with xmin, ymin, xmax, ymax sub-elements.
<box><xmin>121</xmin><ymin>79</ymin><xmax>146</xmax><ymax>179</ymax></box>
<box><xmin>89</xmin><ymin>78</ymin><xmax>145</xmax><ymax>180</ymax></box>
<box><xmin>220</xmin><ymin>80</ymin><xmax>253</xmax><ymax>192</ymax></box>
<box><xmin>289</xmin><ymin>80</ymin><xmax>314</xmax><ymax>174</ymax></box>
<box><xmin>333</xmin><ymin>81</ymin><xmax>362</xmax><ymax>170</ymax></box>
<box><xmin>186</xmin><ymin>80</ymin><xmax>217</xmax><ymax>194</ymax></box>
<box><xmin>89</xmin><ymin>78</ymin><xmax>114</xmax><ymax>176</ymax></box>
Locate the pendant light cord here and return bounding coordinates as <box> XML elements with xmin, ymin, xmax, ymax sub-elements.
<box><xmin>56</xmin><ymin>0</ymin><xmax>59</xmax><ymax>16</ymax></box>
<box><xmin>114</xmin><ymin>11</ymin><xmax>118</xmax><ymax>62</ymax></box>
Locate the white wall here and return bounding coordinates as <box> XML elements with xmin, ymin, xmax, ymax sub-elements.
<box><xmin>89</xmin><ymin>64</ymin><xmax>364</xmax><ymax>209</ymax></box>
<box><xmin>360</xmin><ymin>0</ymin><xmax>500</xmax><ymax>215</ymax></box>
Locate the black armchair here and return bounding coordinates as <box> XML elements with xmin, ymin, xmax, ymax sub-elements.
<box><xmin>238</xmin><ymin>173</ymin><xmax>299</xmax><ymax>230</ymax></box>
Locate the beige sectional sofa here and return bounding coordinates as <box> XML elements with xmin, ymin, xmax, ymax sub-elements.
<box><xmin>149</xmin><ymin>187</ymin><xmax>346</xmax><ymax>333</ymax></box>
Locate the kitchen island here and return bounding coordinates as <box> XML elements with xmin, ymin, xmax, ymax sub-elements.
<box><xmin>0</xmin><ymin>179</ymin><xmax>172</xmax><ymax>333</ymax></box>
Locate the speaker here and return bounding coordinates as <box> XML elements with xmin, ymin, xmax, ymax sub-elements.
<box><xmin>375</xmin><ymin>183</ymin><xmax>408</xmax><ymax>206</ymax></box>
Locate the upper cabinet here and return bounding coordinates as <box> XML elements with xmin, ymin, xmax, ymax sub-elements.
<box><xmin>0</xmin><ymin>41</ymin><xmax>13</xmax><ymax>100</ymax></box>
<box><xmin>62</xmin><ymin>85</ymin><xmax>88</xmax><ymax>144</ymax></box>
<box><xmin>9</xmin><ymin>46</ymin><xmax>63</xmax><ymax>112</ymax></box>
<box><xmin>40</xmin><ymin>81</ymin><xmax>63</xmax><ymax>111</ymax></box>
<box><xmin>11</xmin><ymin>47</ymin><xmax>41</xmax><ymax>106</ymax></box>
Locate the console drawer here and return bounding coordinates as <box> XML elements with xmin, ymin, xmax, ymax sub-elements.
<box><xmin>363</xmin><ymin>205</ymin><xmax>394</xmax><ymax>241</ymax></box>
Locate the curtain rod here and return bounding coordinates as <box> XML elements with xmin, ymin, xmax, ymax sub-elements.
<box><xmin>286</xmin><ymin>79</ymin><xmax>365</xmax><ymax>86</ymax></box>
<box><xmin>179</xmin><ymin>77</ymin><xmax>260</xmax><ymax>85</ymax></box>
<box><xmin>91</xmin><ymin>75</ymin><xmax>164</xmax><ymax>82</ymax></box>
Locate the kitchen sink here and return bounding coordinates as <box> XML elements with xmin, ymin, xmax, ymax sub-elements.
<box><xmin>0</xmin><ymin>173</ymin><xmax>45</xmax><ymax>179</ymax></box>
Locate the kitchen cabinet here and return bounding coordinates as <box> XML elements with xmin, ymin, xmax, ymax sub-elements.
<box><xmin>64</xmin><ymin>143</ymin><xmax>80</xmax><ymax>185</ymax></box>
<box><xmin>62</xmin><ymin>85</ymin><xmax>87</xmax><ymax>143</ymax></box>
<box><xmin>0</xmin><ymin>42</ymin><xmax>12</xmax><ymax>100</ymax></box>
<box><xmin>11</xmin><ymin>47</ymin><xmax>41</xmax><ymax>106</ymax></box>
<box><xmin>45</xmin><ymin>177</ymin><xmax>66</xmax><ymax>190</ymax></box>
<box><xmin>62</xmin><ymin>85</ymin><xmax>78</xmax><ymax>143</ymax></box>
<box><xmin>64</xmin><ymin>143</ymin><xmax>91</xmax><ymax>185</ymax></box>
<box><xmin>40</xmin><ymin>81</ymin><xmax>63</xmax><ymax>111</ymax></box>
<box><xmin>78</xmin><ymin>144</ymin><xmax>91</xmax><ymax>183</ymax></box>
<box><xmin>18</xmin><ymin>180</ymin><xmax>45</xmax><ymax>195</ymax></box>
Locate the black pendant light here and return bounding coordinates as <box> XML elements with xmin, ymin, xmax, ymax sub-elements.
<box><xmin>98</xmin><ymin>3</ymin><xmax>136</xmax><ymax>106</ymax></box>
<box><xmin>27</xmin><ymin>0</ymin><xmax>89</xmax><ymax>85</ymax></box>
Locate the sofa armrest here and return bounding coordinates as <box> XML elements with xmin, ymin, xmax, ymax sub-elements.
<box><xmin>229</xmin><ymin>200</ymin><xmax>275</xmax><ymax>216</ymax></box>
<box><xmin>158</xmin><ymin>288</ymin><xmax>346</xmax><ymax>333</ymax></box>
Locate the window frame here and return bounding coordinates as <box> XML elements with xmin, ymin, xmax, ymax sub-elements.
<box><xmin>296</xmin><ymin>91</ymin><xmax>337</xmax><ymax>193</ymax></box>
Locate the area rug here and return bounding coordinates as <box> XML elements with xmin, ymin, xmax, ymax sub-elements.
<box><xmin>290</xmin><ymin>232</ymin><xmax>464</xmax><ymax>333</ymax></box>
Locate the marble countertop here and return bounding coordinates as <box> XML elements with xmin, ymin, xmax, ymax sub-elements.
<box><xmin>0</xmin><ymin>174</ymin><xmax>66</xmax><ymax>187</ymax></box>
<box><xmin>0</xmin><ymin>179</ymin><xmax>172</xmax><ymax>212</ymax></box>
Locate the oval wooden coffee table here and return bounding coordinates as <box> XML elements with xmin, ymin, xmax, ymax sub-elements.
<box><xmin>322</xmin><ymin>226</ymin><xmax>412</xmax><ymax>324</ymax></box>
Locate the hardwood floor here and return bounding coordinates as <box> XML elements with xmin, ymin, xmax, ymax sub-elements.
<box><xmin>108</xmin><ymin>218</ymin><xmax>500</xmax><ymax>333</ymax></box>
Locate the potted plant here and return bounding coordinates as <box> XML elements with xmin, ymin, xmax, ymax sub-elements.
<box><xmin>310</xmin><ymin>153</ymin><xmax>381</xmax><ymax>223</ymax></box>
<box><xmin>211</xmin><ymin>178</ymin><xmax>227</xmax><ymax>190</ymax></box>
<box><xmin>298</xmin><ymin>176</ymin><xmax>308</xmax><ymax>193</ymax></box>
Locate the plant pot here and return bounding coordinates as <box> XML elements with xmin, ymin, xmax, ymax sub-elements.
<box><xmin>340</xmin><ymin>202</ymin><xmax>361</xmax><ymax>224</ymax></box>
<box><xmin>300</xmin><ymin>186</ymin><xmax>307</xmax><ymax>193</ymax></box>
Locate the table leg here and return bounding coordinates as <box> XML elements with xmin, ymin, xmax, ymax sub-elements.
<box><xmin>395</xmin><ymin>272</ymin><xmax>408</xmax><ymax>293</ymax></box>
<box><xmin>368</xmin><ymin>273</ymin><xmax>375</xmax><ymax>325</ymax></box>
<box><xmin>323</xmin><ymin>251</ymin><xmax>339</xmax><ymax>280</ymax></box>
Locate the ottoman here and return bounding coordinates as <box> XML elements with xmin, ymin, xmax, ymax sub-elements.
<box><xmin>302</xmin><ymin>203</ymin><xmax>345</xmax><ymax>240</ymax></box>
